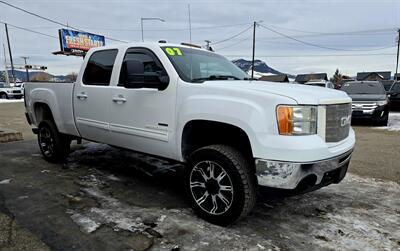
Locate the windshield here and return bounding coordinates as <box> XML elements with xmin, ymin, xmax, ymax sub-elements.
<box><xmin>161</xmin><ymin>46</ymin><xmax>249</xmax><ymax>83</ymax></box>
<box><xmin>341</xmin><ymin>81</ymin><xmax>385</xmax><ymax>95</ymax></box>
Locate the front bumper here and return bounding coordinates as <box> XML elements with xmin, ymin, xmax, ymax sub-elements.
<box><xmin>255</xmin><ymin>149</ymin><xmax>353</xmax><ymax>190</ymax></box>
<box><xmin>6</xmin><ymin>93</ymin><xmax>23</xmax><ymax>99</ymax></box>
<box><xmin>351</xmin><ymin>105</ymin><xmax>388</xmax><ymax>120</ymax></box>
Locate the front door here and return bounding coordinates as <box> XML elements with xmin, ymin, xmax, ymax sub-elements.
<box><xmin>74</xmin><ymin>49</ymin><xmax>118</xmax><ymax>143</ymax></box>
<box><xmin>108</xmin><ymin>48</ymin><xmax>177</xmax><ymax>159</ymax></box>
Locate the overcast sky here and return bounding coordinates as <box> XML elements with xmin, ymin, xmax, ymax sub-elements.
<box><xmin>1</xmin><ymin>0</ymin><xmax>400</xmax><ymax>77</ymax></box>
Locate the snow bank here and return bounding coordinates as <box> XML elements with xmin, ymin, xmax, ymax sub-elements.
<box><xmin>0</xmin><ymin>99</ymin><xmax>24</xmax><ymax>104</ymax></box>
<box><xmin>375</xmin><ymin>112</ymin><xmax>400</xmax><ymax>132</ymax></box>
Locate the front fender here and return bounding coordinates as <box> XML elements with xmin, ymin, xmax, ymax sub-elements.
<box><xmin>176</xmin><ymin>94</ymin><xmax>286</xmax><ymax>161</ymax></box>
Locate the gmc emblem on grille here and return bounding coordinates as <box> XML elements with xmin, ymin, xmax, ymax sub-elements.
<box><xmin>340</xmin><ymin>115</ymin><xmax>351</xmax><ymax>127</ymax></box>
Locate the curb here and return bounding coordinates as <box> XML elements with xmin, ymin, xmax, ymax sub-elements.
<box><xmin>0</xmin><ymin>128</ymin><xmax>23</xmax><ymax>143</ymax></box>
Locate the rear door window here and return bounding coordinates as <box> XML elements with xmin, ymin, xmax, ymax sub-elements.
<box><xmin>83</xmin><ymin>49</ymin><xmax>118</xmax><ymax>86</ymax></box>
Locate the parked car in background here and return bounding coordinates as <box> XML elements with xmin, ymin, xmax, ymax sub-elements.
<box><xmin>0</xmin><ymin>83</ymin><xmax>23</xmax><ymax>99</ymax></box>
<box><xmin>340</xmin><ymin>81</ymin><xmax>389</xmax><ymax>126</ymax></box>
<box><xmin>381</xmin><ymin>80</ymin><xmax>394</xmax><ymax>94</ymax></box>
<box><xmin>305</xmin><ymin>79</ymin><xmax>335</xmax><ymax>89</ymax></box>
<box><xmin>388</xmin><ymin>81</ymin><xmax>400</xmax><ymax>110</ymax></box>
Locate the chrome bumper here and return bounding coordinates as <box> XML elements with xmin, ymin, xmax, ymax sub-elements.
<box><xmin>255</xmin><ymin>149</ymin><xmax>353</xmax><ymax>190</ymax></box>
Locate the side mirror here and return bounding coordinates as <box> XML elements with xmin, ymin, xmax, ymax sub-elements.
<box><xmin>123</xmin><ymin>60</ymin><xmax>169</xmax><ymax>91</ymax></box>
<box><xmin>124</xmin><ymin>60</ymin><xmax>145</xmax><ymax>89</ymax></box>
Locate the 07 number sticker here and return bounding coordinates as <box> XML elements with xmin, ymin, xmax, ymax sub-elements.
<box><xmin>165</xmin><ymin>47</ymin><xmax>183</xmax><ymax>56</ymax></box>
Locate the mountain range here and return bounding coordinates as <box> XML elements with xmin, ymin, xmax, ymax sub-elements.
<box><xmin>0</xmin><ymin>70</ymin><xmax>68</xmax><ymax>82</ymax></box>
<box><xmin>232</xmin><ymin>59</ymin><xmax>295</xmax><ymax>78</ymax></box>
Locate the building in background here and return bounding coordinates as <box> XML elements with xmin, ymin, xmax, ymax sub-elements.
<box><xmin>294</xmin><ymin>73</ymin><xmax>328</xmax><ymax>84</ymax></box>
<box><xmin>258</xmin><ymin>74</ymin><xmax>289</xmax><ymax>83</ymax></box>
<box><xmin>356</xmin><ymin>71</ymin><xmax>391</xmax><ymax>81</ymax></box>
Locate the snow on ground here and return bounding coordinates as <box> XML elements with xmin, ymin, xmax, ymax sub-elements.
<box><xmin>0</xmin><ymin>179</ymin><xmax>12</xmax><ymax>184</ymax></box>
<box><xmin>376</xmin><ymin>112</ymin><xmax>400</xmax><ymax>132</ymax></box>
<box><xmin>64</xmin><ymin>143</ymin><xmax>400</xmax><ymax>251</ymax></box>
<box><xmin>0</xmin><ymin>99</ymin><xmax>24</xmax><ymax>104</ymax></box>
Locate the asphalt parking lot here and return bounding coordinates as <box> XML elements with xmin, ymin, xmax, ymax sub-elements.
<box><xmin>0</xmin><ymin>102</ymin><xmax>399</xmax><ymax>251</ymax></box>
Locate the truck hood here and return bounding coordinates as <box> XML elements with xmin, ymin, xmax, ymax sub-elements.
<box><xmin>348</xmin><ymin>94</ymin><xmax>387</xmax><ymax>101</ymax></box>
<box><xmin>203</xmin><ymin>80</ymin><xmax>351</xmax><ymax>105</ymax></box>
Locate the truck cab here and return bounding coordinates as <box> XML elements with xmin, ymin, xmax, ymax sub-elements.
<box><xmin>24</xmin><ymin>42</ymin><xmax>355</xmax><ymax>225</ymax></box>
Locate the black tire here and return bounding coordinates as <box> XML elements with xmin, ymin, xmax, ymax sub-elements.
<box><xmin>375</xmin><ymin>115</ymin><xmax>388</xmax><ymax>126</ymax></box>
<box><xmin>0</xmin><ymin>93</ymin><xmax>7</xmax><ymax>99</ymax></box>
<box><xmin>184</xmin><ymin>145</ymin><xmax>257</xmax><ymax>226</ymax></box>
<box><xmin>38</xmin><ymin>119</ymin><xmax>71</xmax><ymax>163</ymax></box>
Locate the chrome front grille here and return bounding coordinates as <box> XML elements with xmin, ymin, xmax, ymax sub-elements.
<box><xmin>351</xmin><ymin>101</ymin><xmax>377</xmax><ymax>113</ymax></box>
<box><xmin>325</xmin><ymin>103</ymin><xmax>352</xmax><ymax>143</ymax></box>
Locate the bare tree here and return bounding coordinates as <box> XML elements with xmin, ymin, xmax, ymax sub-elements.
<box><xmin>31</xmin><ymin>72</ymin><xmax>51</xmax><ymax>82</ymax></box>
<box><xmin>66</xmin><ymin>72</ymin><xmax>78</xmax><ymax>82</ymax></box>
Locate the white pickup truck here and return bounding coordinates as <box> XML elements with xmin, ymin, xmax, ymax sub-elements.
<box><xmin>24</xmin><ymin>42</ymin><xmax>355</xmax><ymax>225</ymax></box>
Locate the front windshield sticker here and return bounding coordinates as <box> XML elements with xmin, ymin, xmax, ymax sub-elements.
<box><xmin>165</xmin><ymin>47</ymin><xmax>183</xmax><ymax>56</ymax></box>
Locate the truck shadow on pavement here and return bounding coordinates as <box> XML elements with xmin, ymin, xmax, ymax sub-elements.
<box><xmin>0</xmin><ymin>140</ymin><xmax>399</xmax><ymax>251</ymax></box>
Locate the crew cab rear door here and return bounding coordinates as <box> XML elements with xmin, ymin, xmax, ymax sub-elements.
<box><xmin>107</xmin><ymin>47</ymin><xmax>177</xmax><ymax>159</ymax></box>
<box><xmin>73</xmin><ymin>49</ymin><xmax>118</xmax><ymax>143</ymax></box>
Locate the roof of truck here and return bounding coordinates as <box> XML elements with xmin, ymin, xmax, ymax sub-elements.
<box><xmin>91</xmin><ymin>42</ymin><xmax>208</xmax><ymax>52</ymax></box>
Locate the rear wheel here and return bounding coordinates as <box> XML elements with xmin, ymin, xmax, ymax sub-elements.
<box><xmin>184</xmin><ymin>145</ymin><xmax>257</xmax><ymax>226</ymax></box>
<box><xmin>38</xmin><ymin>119</ymin><xmax>71</xmax><ymax>163</ymax></box>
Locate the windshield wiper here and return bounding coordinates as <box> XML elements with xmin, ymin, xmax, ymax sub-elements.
<box><xmin>191</xmin><ymin>75</ymin><xmax>241</xmax><ymax>82</ymax></box>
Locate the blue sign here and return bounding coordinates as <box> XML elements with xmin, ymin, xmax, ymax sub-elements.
<box><xmin>59</xmin><ymin>29</ymin><xmax>105</xmax><ymax>52</ymax></box>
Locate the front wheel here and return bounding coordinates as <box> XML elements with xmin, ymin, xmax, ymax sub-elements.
<box><xmin>184</xmin><ymin>145</ymin><xmax>257</xmax><ymax>226</ymax></box>
<box><xmin>38</xmin><ymin>120</ymin><xmax>71</xmax><ymax>163</ymax></box>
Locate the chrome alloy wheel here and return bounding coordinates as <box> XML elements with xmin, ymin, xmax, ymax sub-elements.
<box><xmin>39</xmin><ymin>126</ymin><xmax>54</xmax><ymax>157</ymax></box>
<box><xmin>189</xmin><ymin>161</ymin><xmax>234</xmax><ymax>215</ymax></box>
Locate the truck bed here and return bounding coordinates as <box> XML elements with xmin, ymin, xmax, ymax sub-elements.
<box><xmin>24</xmin><ymin>82</ymin><xmax>80</xmax><ymax>137</ymax></box>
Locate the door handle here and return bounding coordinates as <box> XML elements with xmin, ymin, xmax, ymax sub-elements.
<box><xmin>112</xmin><ymin>95</ymin><xmax>127</xmax><ymax>103</ymax></box>
<box><xmin>76</xmin><ymin>93</ymin><xmax>88</xmax><ymax>100</ymax></box>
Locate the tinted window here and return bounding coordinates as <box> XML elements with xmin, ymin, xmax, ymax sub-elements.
<box><xmin>382</xmin><ymin>82</ymin><xmax>393</xmax><ymax>91</ymax></box>
<box><xmin>83</xmin><ymin>49</ymin><xmax>118</xmax><ymax>85</ymax></box>
<box><xmin>119</xmin><ymin>49</ymin><xmax>165</xmax><ymax>86</ymax></box>
<box><xmin>341</xmin><ymin>81</ymin><xmax>385</xmax><ymax>95</ymax></box>
<box><xmin>391</xmin><ymin>83</ymin><xmax>400</xmax><ymax>92</ymax></box>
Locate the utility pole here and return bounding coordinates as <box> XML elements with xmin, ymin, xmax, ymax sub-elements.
<box><xmin>396</xmin><ymin>29</ymin><xmax>400</xmax><ymax>80</ymax></box>
<box><xmin>4</xmin><ymin>23</ymin><xmax>16</xmax><ymax>85</ymax></box>
<box><xmin>140</xmin><ymin>17</ymin><xmax>165</xmax><ymax>42</ymax></box>
<box><xmin>251</xmin><ymin>21</ymin><xmax>256</xmax><ymax>79</ymax></box>
<box><xmin>21</xmin><ymin>56</ymin><xmax>30</xmax><ymax>82</ymax></box>
<box><xmin>2</xmin><ymin>44</ymin><xmax>10</xmax><ymax>85</ymax></box>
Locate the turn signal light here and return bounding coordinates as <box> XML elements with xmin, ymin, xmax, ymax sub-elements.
<box><xmin>277</xmin><ymin>106</ymin><xmax>294</xmax><ymax>135</ymax></box>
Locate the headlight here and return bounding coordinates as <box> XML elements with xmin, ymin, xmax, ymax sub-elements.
<box><xmin>276</xmin><ymin>105</ymin><xmax>317</xmax><ymax>135</ymax></box>
<box><xmin>376</xmin><ymin>100</ymin><xmax>388</xmax><ymax>106</ymax></box>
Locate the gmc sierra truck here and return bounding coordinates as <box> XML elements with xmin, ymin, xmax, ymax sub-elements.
<box><xmin>24</xmin><ymin>42</ymin><xmax>355</xmax><ymax>225</ymax></box>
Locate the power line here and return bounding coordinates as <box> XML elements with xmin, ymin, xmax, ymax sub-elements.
<box><xmin>211</xmin><ymin>25</ymin><xmax>253</xmax><ymax>45</ymax></box>
<box><xmin>259</xmin><ymin>24</ymin><xmax>396</xmax><ymax>52</ymax></box>
<box><xmin>268</xmin><ymin>25</ymin><xmax>397</xmax><ymax>35</ymax></box>
<box><xmin>222</xmin><ymin>53</ymin><xmax>397</xmax><ymax>58</ymax></box>
<box><xmin>215</xmin><ymin>35</ymin><xmax>252</xmax><ymax>50</ymax></box>
<box><xmin>20</xmin><ymin>22</ymin><xmax>252</xmax><ymax>32</ymax></box>
<box><xmin>0</xmin><ymin>21</ymin><xmax>58</xmax><ymax>39</ymax></box>
<box><xmin>0</xmin><ymin>0</ymin><xmax>127</xmax><ymax>43</ymax></box>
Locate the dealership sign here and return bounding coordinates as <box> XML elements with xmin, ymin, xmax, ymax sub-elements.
<box><xmin>59</xmin><ymin>29</ymin><xmax>105</xmax><ymax>53</ymax></box>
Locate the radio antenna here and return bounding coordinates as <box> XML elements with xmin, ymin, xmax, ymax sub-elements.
<box><xmin>188</xmin><ymin>4</ymin><xmax>192</xmax><ymax>43</ymax></box>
